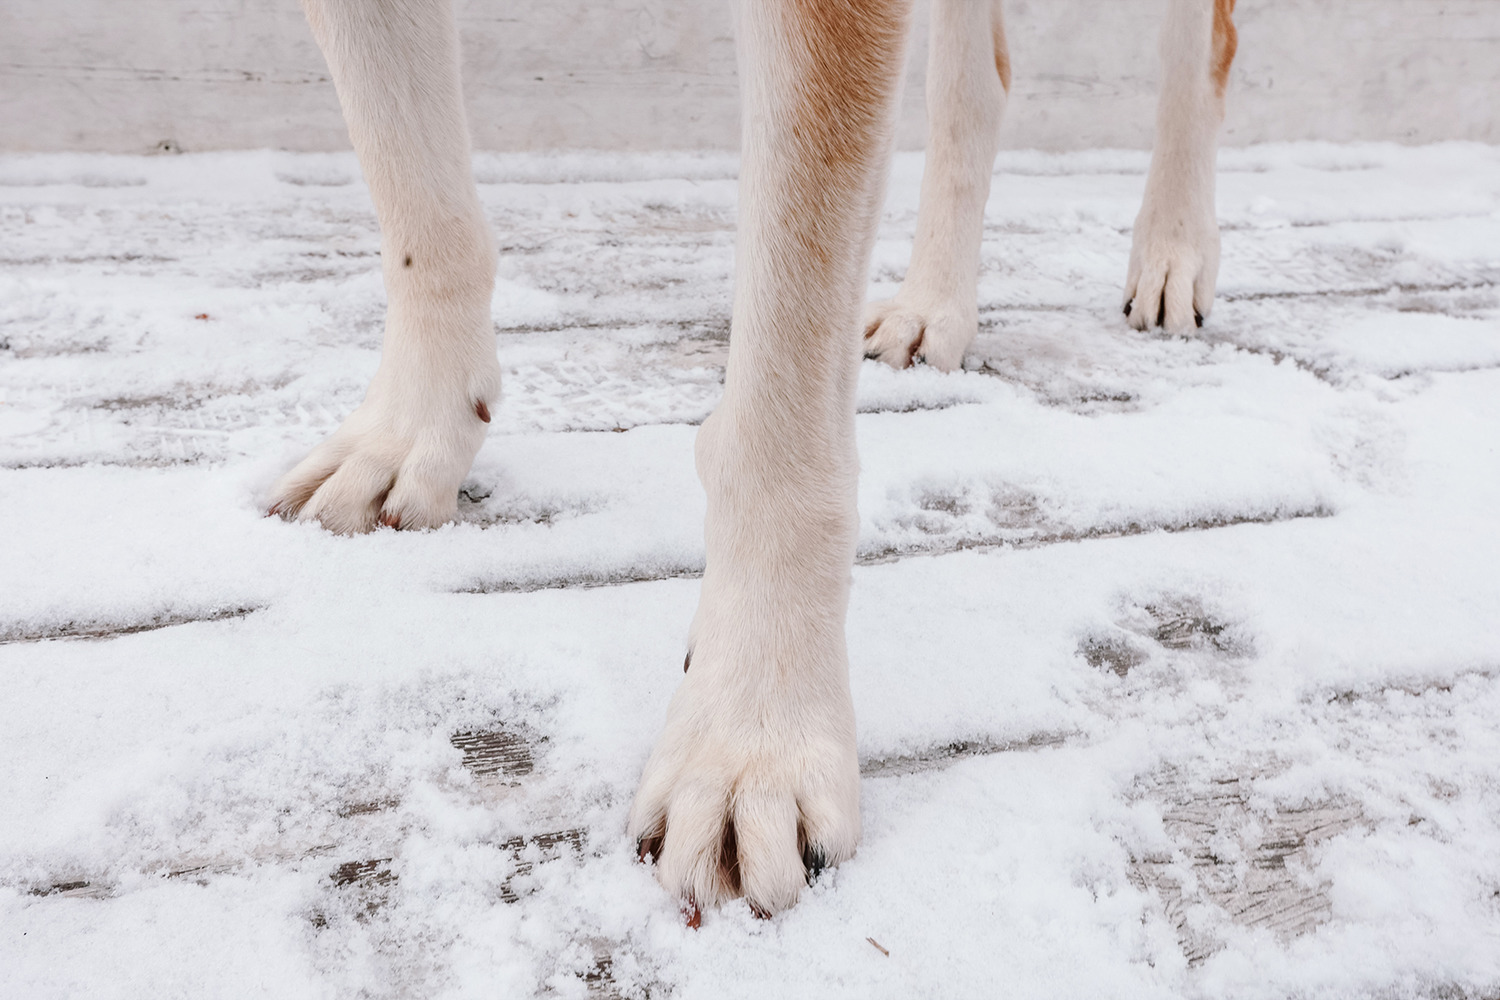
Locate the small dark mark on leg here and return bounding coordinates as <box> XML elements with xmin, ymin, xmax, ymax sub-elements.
<box><xmin>683</xmin><ymin>649</ymin><xmax>692</xmax><ymax>673</ymax></box>
<box><xmin>1194</xmin><ymin>309</ymin><xmax>1204</xmax><ymax>328</ymax></box>
<box><xmin>475</xmin><ymin>399</ymin><xmax>491</xmax><ymax>423</ymax></box>
<box><xmin>1156</xmin><ymin>289</ymin><xmax>1167</xmax><ymax>327</ymax></box>
<box><xmin>403</xmin><ymin>255</ymin><xmax>412</xmax><ymax>267</ymax></box>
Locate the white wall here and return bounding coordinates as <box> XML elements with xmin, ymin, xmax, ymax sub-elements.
<box><xmin>2</xmin><ymin>0</ymin><xmax>1496</xmax><ymax>153</ymax></box>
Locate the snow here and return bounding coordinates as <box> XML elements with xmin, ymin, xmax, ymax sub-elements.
<box><xmin>2</xmin><ymin>142</ymin><xmax>1500</xmax><ymax>998</ymax></box>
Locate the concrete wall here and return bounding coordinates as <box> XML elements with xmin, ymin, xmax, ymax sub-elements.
<box><xmin>2</xmin><ymin>0</ymin><xmax>1496</xmax><ymax>153</ymax></box>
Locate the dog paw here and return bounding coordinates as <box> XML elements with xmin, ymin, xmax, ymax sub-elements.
<box><xmin>861</xmin><ymin>298</ymin><xmax>975</xmax><ymax>372</ymax></box>
<box><xmin>628</xmin><ymin>644</ymin><xmax>860</xmax><ymax>917</ymax></box>
<box><xmin>1123</xmin><ymin>197</ymin><xmax>1220</xmax><ymax>334</ymax></box>
<box><xmin>268</xmin><ymin>366</ymin><xmax>498</xmax><ymax>534</ymax></box>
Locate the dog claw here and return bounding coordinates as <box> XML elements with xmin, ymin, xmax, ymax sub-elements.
<box><xmin>802</xmin><ymin>844</ymin><xmax>828</xmax><ymax>881</ymax></box>
<box><xmin>379</xmin><ymin>511</ymin><xmax>401</xmax><ymax>529</ymax></box>
<box><xmin>1194</xmin><ymin>309</ymin><xmax>1204</xmax><ymax>328</ymax></box>
<box><xmin>475</xmin><ymin>399</ymin><xmax>491</xmax><ymax>423</ymax></box>
<box><xmin>684</xmin><ymin>899</ymin><xmax>702</xmax><ymax>929</ymax></box>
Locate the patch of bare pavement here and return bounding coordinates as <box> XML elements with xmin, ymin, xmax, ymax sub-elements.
<box><xmin>450</xmin><ymin>727</ymin><xmax>539</xmax><ymax>781</ymax></box>
<box><xmin>1080</xmin><ymin>594</ymin><xmax>1252</xmax><ymax>677</ymax></box>
<box><xmin>1130</xmin><ymin>774</ymin><xmax>1368</xmax><ymax>966</ymax></box>
<box><xmin>26</xmin><ymin>879</ymin><xmax>113</xmax><ymax>901</ymax></box>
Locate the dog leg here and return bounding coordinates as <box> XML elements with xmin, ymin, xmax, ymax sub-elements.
<box><xmin>628</xmin><ymin>0</ymin><xmax>912</xmax><ymax>916</ymax></box>
<box><xmin>863</xmin><ymin>0</ymin><xmax>1009</xmax><ymax>371</ymax></box>
<box><xmin>269</xmin><ymin>0</ymin><xmax>498</xmax><ymax>533</ymax></box>
<box><xmin>1124</xmin><ymin>0</ymin><xmax>1237</xmax><ymax>332</ymax></box>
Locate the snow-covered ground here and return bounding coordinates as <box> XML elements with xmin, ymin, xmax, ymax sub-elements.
<box><xmin>2</xmin><ymin>143</ymin><xmax>1499</xmax><ymax>999</ymax></box>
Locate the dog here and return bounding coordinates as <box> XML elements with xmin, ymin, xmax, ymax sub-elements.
<box><xmin>269</xmin><ymin>0</ymin><xmax>1238</xmax><ymax>917</ymax></box>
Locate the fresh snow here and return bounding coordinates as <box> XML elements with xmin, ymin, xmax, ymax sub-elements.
<box><xmin>2</xmin><ymin>142</ymin><xmax>1499</xmax><ymax>999</ymax></box>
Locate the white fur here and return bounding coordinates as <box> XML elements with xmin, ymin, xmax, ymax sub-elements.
<box><xmin>863</xmin><ymin>0</ymin><xmax>1009</xmax><ymax>371</ymax></box>
<box><xmin>627</xmin><ymin>0</ymin><xmax>910</xmax><ymax>914</ymax></box>
<box><xmin>1124</xmin><ymin>0</ymin><xmax>1228</xmax><ymax>332</ymax></box>
<box><xmin>280</xmin><ymin>0</ymin><xmax>1234</xmax><ymax>914</ymax></box>
<box><xmin>269</xmin><ymin>0</ymin><xmax>500</xmax><ymax>533</ymax></box>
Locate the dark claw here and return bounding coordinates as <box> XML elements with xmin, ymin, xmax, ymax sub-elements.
<box><xmin>636</xmin><ymin>834</ymin><xmax>663</xmax><ymax>864</ymax></box>
<box><xmin>1156</xmin><ymin>289</ymin><xmax>1166</xmax><ymax>328</ymax></box>
<box><xmin>905</xmin><ymin>331</ymin><xmax>926</xmax><ymax>369</ymax></box>
<box><xmin>475</xmin><ymin>400</ymin><xmax>491</xmax><ymax>423</ymax></box>
<box><xmin>1123</xmin><ymin>301</ymin><xmax>1132</xmax><ymax>317</ymax></box>
<box><xmin>683</xmin><ymin>649</ymin><xmax>692</xmax><ymax>673</ymax></box>
<box><xmin>1194</xmin><ymin>310</ymin><xmax>1204</xmax><ymax>328</ymax></box>
<box><xmin>379</xmin><ymin>511</ymin><xmax>401</xmax><ymax>529</ymax></box>
<box><xmin>748</xmin><ymin>901</ymin><xmax>772</xmax><ymax>920</ymax></box>
<box><xmin>683</xmin><ymin>899</ymin><xmax>702</xmax><ymax>929</ymax></box>
<box><xmin>863</xmin><ymin>351</ymin><xmax>880</xmax><ymax>361</ymax></box>
<box><xmin>802</xmin><ymin>844</ymin><xmax>828</xmax><ymax>882</ymax></box>
<box><xmin>265</xmin><ymin>501</ymin><xmax>283</xmax><ymax>519</ymax></box>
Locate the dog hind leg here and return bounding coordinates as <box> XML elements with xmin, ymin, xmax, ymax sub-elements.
<box><xmin>269</xmin><ymin>0</ymin><xmax>499</xmax><ymax>533</ymax></box>
<box><xmin>1123</xmin><ymin>0</ymin><xmax>1237</xmax><ymax>332</ymax></box>
<box><xmin>628</xmin><ymin>0</ymin><xmax>913</xmax><ymax>916</ymax></box>
<box><xmin>862</xmin><ymin>0</ymin><xmax>1009</xmax><ymax>372</ymax></box>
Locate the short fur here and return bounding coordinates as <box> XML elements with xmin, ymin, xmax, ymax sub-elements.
<box><xmin>274</xmin><ymin>0</ymin><xmax>1238</xmax><ymax>915</ymax></box>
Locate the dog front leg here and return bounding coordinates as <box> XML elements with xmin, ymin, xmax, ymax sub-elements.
<box><xmin>1124</xmin><ymin>0</ymin><xmax>1237</xmax><ymax>332</ymax></box>
<box><xmin>629</xmin><ymin>0</ymin><xmax>912</xmax><ymax>916</ymax></box>
<box><xmin>864</xmin><ymin>0</ymin><xmax>1010</xmax><ymax>371</ymax></box>
<box><xmin>269</xmin><ymin>0</ymin><xmax>499</xmax><ymax>533</ymax></box>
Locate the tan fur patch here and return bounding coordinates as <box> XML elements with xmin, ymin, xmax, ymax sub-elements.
<box><xmin>993</xmin><ymin>19</ymin><xmax>1011</xmax><ymax>93</ymax></box>
<box><xmin>1212</xmin><ymin>0</ymin><xmax>1238</xmax><ymax>99</ymax></box>
<box><xmin>779</xmin><ymin>0</ymin><xmax>910</xmax><ymax>272</ymax></box>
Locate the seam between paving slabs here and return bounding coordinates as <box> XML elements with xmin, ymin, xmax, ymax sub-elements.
<box><xmin>454</xmin><ymin>505</ymin><xmax>1334</xmax><ymax>595</ymax></box>
<box><xmin>0</xmin><ymin>510</ymin><xmax>1333</xmax><ymax>641</ymax></box>
<box><xmin>0</xmin><ymin>605</ymin><xmax>261</xmax><ymax>645</ymax></box>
